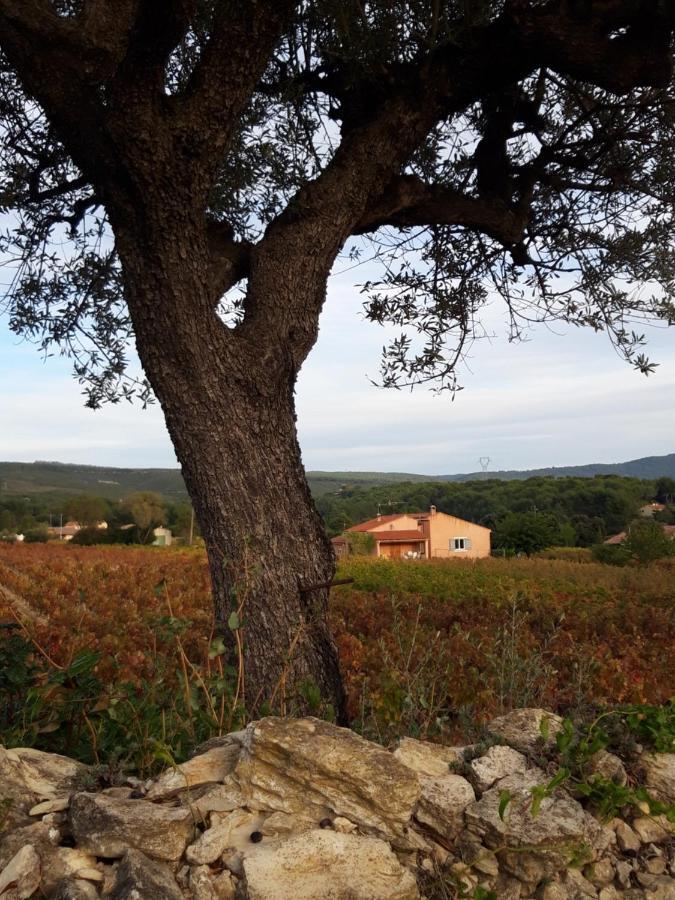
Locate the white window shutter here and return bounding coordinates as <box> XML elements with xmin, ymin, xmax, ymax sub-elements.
<box><xmin>466</xmin><ymin>538</ymin><xmax>472</xmax><ymax>550</ymax></box>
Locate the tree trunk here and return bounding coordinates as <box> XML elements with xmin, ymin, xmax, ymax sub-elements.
<box><xmin>116</xmin><ymin>221</ymin><xmax>346</xmax><ymax>721</ymax></box>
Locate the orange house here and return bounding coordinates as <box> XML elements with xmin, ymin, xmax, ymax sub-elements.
<box><xmin>332</xmin><ymin>506</ymin><xmax>491</xmax><ymax>560</ymax></box>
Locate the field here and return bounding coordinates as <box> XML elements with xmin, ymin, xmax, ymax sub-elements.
<box><xmin>0</xmin><ymin>543</ymin><xmax>673</xmax><ymax>768</ymax></box>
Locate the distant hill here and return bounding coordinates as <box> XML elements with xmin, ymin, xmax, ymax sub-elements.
<box><xmin>0</xmin><ymin>461</ymin><xmax>189</xmax><ymax>500</ymax></box>
<box><xmin>0</xmin><ymin>453</ymin><xmax>673</xmax><ymax>501</ymax></box>
<box><xmin>440</xmin><ymin>453</ymin><xmax>675</xmax><ymax>482</ymax></box>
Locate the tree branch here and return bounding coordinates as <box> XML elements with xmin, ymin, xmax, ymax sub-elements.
<box><xmin>176</xmin><ymin>1</ymin><xmax>297</xmax><ymax>158</ymax></box>
<box><xmin>207</xmin><ymin>220</ymin><xmax>253</xmax><ymax>298</ymax></box>
<box><xmin>354</xmin><ymin>176</ymin><xmax>529</xmax><ymax>249</ymax></box>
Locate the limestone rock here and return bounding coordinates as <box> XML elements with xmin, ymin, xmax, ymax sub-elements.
<box><xmin>564</xmin><ymin>867</ymin><xmax>598</xmax><ymax>897</ymax></box>
<box><xmin>615</xmin><ymin>820</ymin><xmax>641</xmax><ymax>853</ymax></box>
<box><xmin>0</xmin><ymin>746</ymin><xmax>91</xmax><ymax>829</ymax></box>
<box><xmin>260</xmin><ymin>810</ymin><xmax>317</xmax><ymax>837</ymax></box>
<box><xmin>233</xmin><ymin>717</ymin><xmax>420</xmax><ymax>847</ymax></box>
<box><xmin>415</xmin><ymin>774</ymin><xmax>475</xmax><ymax>840</ymax></box>
<box><xmin>469</xmin><ymin>745</ymin><xmax>529</xmax><ymax>792</ymax></box>
<box><xmin>598</xmin><ymin>887</ymin><xmax>621</xmax><ymax>900</ymax></box>
<box><xmin>186</xmin><ymin>809</ymin><xmax>266</xmax><ymax>865</ymax></box>
<box><xmin>70</xmin><ymin>791</ymin><xmax>194</xmax><ymax>861</ymax></box>
<box><xmin>0</xmin><ymin>821</ymin><xmax>56</xmax><ymax>869</ymax></box>
<box><xmin>465</xmin><ymin>772</ymin><xmax>604</xmax><ymax>882</ymax></box>
<box><xmin>538</xmin><ymin>881</ymin><xmax>569</xmax><ymax>900</ymax></box>
<box><xmin>641</xmin><ymin>753</ymin><xmax>675</xmax><ymax>805</ymax></box>
<box><xmin>51</xmin><ymin>879</ymin><xmax>100</xmax><ymax>900</ymax></box>
<box><xmin>180</xmin><ymin>781</ymin><xmax>245</xmax><ymax>821</ymax></box>
<box><xmin>108</xmin><ymin>849</ymin><xmax>183</xmax><ymax>900</ymax></box>
<box><xmin>393</xmin><ymin>737</ymin><xmax>465</xmax><ymax>777</ymax></box>
<box><xmin>0</xmin><ymin>845</ymin><xmax>41</xmax><ymax>899</ymax></box>
<box><xmin>487</xmin><ymin>709</ymin><xmax>563</xmax><ymax>754</ymax></box>
<box><xmin>583</xmin><ymin>750</ymin><xmax>627</xmax><ymax>786</ymax></box>
<box><xmin>29</xmin><ymin>797</ymin><xmax>71</xmax><ymax>816</ymax></box>
<box><xmin>146</xmin><ymin>742</ymin><xmax>242</xmax><ymax>801</ymax></box>
<box><xmin>189</xmin><ymin>865</ymin><xmax>236</xmax><ymax>900</ymax></box>
<box><xmin>632</xmin><ymin>815</ymin><xmax>672</xmax><ymax>844</ymax></box>
<box><xmin>242</xmin><ymin>830</ymin><xmax>419</xmax><ymax>899</ymax></box>
<box><xmin>584</xmin><ymin>858</ymin><xmax>615</xmax><ymax>887</ymax></box>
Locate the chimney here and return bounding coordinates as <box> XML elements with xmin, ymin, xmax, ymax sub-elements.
<box><xmin>430</xmin><ymin>505</ymin><xmax>437</xmax><ymax>516</ymax></box>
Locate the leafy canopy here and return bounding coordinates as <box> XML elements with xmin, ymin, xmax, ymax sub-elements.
<box><xmin>0</xmin><ymin>1</ymin><xmax>674</xmax><ymax>405</ymax></box>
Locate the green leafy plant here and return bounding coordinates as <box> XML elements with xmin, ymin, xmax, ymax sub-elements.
<box><xmin>529</xmin><ymin>703</ymin><xmax>675</xmax><ymax>822</ymax></box>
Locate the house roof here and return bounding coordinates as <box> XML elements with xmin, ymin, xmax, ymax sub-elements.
<box><xmin>605</xmin><ymin>523</ymin><xmax>675</xmax><ymax>544</ymax></box>
<box><xmin>373</xmin><ymin>530</ymin><xmax>426</xmax><ymax>543</ymax></box>
<box><xmin>347</xmin><ymin>510</ymin><xmax>491</xmax><ymax>534</ymax></box>
<box><xmin>347</xmin><ymin>514</ymin><xmax>412</xmax><ymax>532</ymax></box>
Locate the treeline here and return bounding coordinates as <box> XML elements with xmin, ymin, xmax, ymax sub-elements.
<box><xmin>316</xmin><ymin>475</ymin><xmax>675</xmax><ymax>554</ymax></box>
<box><xmin>0</xmin><ymin>491</ymin><xmax>198</xmax><ymax>544</ymax></box>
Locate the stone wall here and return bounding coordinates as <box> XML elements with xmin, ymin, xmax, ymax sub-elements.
<box><xmin>0</xmin><ymin>709</ymin><xmax>673</xmax><ymax>899</ymax></box>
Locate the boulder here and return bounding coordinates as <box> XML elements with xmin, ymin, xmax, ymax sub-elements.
<box><xmin>108</xmin><ymin>848</ymin><xmax>183</xmax><ymax>900</ymax></box>
<box><xmin>51</xmin><ymin>879</ymin><xmax>100</xmax><ymax>900</ymax></box>
<box><xmin>640</xmin><ymin>753</ymin><xmax>675</xmax><ymax>805</ymax></box>
<box><xmin>146</xmin><ymin>742</ymin><xmax>242</xmax><ymax>801</ymax></box>
<box><xmin>393</xmin><ymin>737</ymin><xmax>465</xmax><ymax>777</ymax></box>
<box><xmin>465</xmin><ymin>772</ymin><xmax>605</xmax><ymax>882</ymax></box>
<box><xmin>631</xmin><ymin>815</ymin><xmax>672</xmax><ymax>844</ymax></box>
<box><xmin>179</xmin><ymin>781</ymin><xmax>245</xmax><ymax>820</ymax></box>
<box><xmin>614</xmin><ymin>820</ymin><xmax>641</xmax><ymax>853</ymax></box>
<box><xmin>584</xmin><ymin>858</ymin><xmax>615</xmax><ymax>887</ymax></box>
<box><xmin>70</xmin><ymin>792</ymin><xmax>194</xmax><ymax>861</ymax></box>
<box><xmin>415</xmin><ymin>774</ymin><xmax>475</xmax><ymax>841</ymax></box>
<box><xmin>0</xmin><ymin>845</ymin><xmax>41</xmax><ymax>899</ymax></box>
<box><xmin>583</xmin><ymin>750</ymin><xmax>627</xmax><ymax>787</ymax></box>
<box><xmin>469</xmin><ymin>745</ymin><xmax>529</xmax><ymax>792</ymax></box>
<box><xmin>563</xmin><ymin>867</ymin><xmax>598</xmax><ymax>897</ymax></box>
<box><xmin>242</xmin><ymin>830</ymin><xmax>419</xmax><ymax>899</ymax></box>
<box><xmin>186</xmin><ymin>809</ymin><xmax>266</xmax><ymax>865</ymax></box>
<box><xmin>188</xmin><ymin>865</ymin><xmax>236</xmax><ymax>900</ymax></box>
<box><xmin>0</xmin><ymin>746</ymin><xmax>91</xmax><ymax>829</ymax></box>
<box><xmin>233</xmin><ymin>717</ymin><xmax>420</xmax><ymax>847</ymax></box>
<box><xmin>487</xmin><ymin>709</ymin><xmax>563</xmax><ymax>754</ymax></box>
<box><xmin>0</xmin><ymin>821</ymin><xmax>58</xmax><ymax>869</ymax></box>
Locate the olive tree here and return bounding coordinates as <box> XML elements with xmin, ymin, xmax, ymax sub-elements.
<box><xmin>1</xmin><ymin>1</ymin><xmax>674</xmax><ymax>717</ymax></box>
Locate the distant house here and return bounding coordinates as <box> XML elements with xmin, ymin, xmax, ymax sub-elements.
<box><xmin>47</xmin><ymin>520</ymin><xmax>82</xmax><ymax>541</ymax></box>
<box><xmin>639</xmin><ymin>503</ymin><xmax>666</xmax><ymax>518</ymax></box>
<box><xmin>46</xmin><ymin>520</ymin><xmax>108</xmax><ymax>541</ymax></box>
<box><xmin>152</xmin><ymin>527</ymin><xmax>173</xmax><ymax>547</ymax></box>
<box><xmin>604</xmin><ymin>523</ymin><xmax>675</xmax><ymax>545</ymax></box>
<box><xmin>332</xmin><ymin>506</ymin><xmax>491</xmax><ymax>560</ymax></box>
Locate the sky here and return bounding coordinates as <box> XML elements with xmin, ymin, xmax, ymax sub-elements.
<box><xmin>1</xmin><ymin>257</ymin><xmax>673</xmax><ymax>476</ymax></box>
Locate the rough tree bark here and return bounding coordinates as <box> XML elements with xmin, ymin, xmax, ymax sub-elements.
<box><xmin>113</xmin><ymin>200</ymin><xmax>345</xmax><ymax>717</ymax></box>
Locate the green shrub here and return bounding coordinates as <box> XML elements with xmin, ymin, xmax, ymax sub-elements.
<box><xmin>591</xmin><ymin>542</ymin><xmax>631</xmax><ymax>566</ymax></box>
<box><xmin>536</xmin><ymin>547</ymin><xmax>593</xmax><ymax>563</ymax></box>
<box><xmin>23</xmin><ymin>528</ymin><xmax>49</xmax><ymax>543</ymax></box>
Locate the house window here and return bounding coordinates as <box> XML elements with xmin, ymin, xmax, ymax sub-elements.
<box><xmin>451</xmin><ymin>537</ymin><xmax>471</xmax><ymax>551</ymax></box>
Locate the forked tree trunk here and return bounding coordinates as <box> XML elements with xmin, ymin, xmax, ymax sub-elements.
<box><xmin>117</xmin><ymin>225</ymin><xmax>346</xmax><ymax>721</ymax></box>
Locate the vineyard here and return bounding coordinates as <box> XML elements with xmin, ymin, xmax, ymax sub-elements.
<box><xmin>0</xmin><ymin>543</ymin><xmax>673</xmax><ymax>769</ymax></box>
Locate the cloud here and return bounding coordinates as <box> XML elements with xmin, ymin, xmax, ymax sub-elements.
<box><xmin>1</xmin><ymin>274</ymin><xmax>673</xmax><ymax>474</ymax></box>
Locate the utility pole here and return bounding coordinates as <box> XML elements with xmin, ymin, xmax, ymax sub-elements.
<box><xmin>188</xmin><ymin>508</ymin><xmax>195</xmax><ymax>546</ymax></box>
<box><xmin>479</xmin><ymin>457</ymin><xmax>491</xmax><ymax>480</ymax></box>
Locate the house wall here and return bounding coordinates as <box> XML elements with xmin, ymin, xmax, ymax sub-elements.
<box><xmin>427</xmin><ymin>512</ymin><xmax>491</xmax><ymax>559</ymax></box>
<box><xmin>377</xmin><ymin>541</ymin><xmax>426</xmax><ymax>559</ymax></box>
<box><xmin>369</xmin><ymin>515</ymin><xmax>421</xmax><ymax>533</ymax></box>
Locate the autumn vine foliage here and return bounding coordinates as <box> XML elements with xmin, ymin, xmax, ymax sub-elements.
<box><xmin>1</xmin><ymin>544</ymin><xmax>672</xmax><ymax>766</ymax></box>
